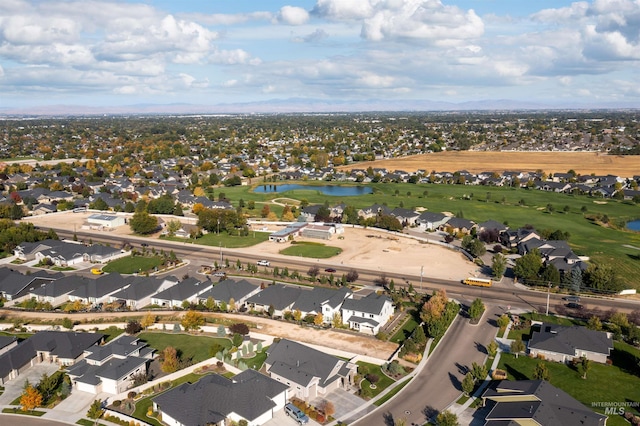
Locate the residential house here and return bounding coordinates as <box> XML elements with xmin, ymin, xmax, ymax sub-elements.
<box><xmin>0</xmin><ymin>336</ymin><xmax>18</xmax><ymax>356</ymax></box>
<box><xmin>341</xmin><ymin>292</ymin><xmax>394</xmax><ymax>335</ymax></box>
<box><xmin>25</xmin><ymin>274</ymin><xmax>87</xmax><ymax>307</ymax></box>
<box><xmin>390</xmin><ymin>207</ymin><xmax>420</xmax><ymax>227</ymax></box>
<box><xmin>358</xmin><ymin>204</ymin><xmax>391</xmax><ymax>219</ymax></box>
<box><xmin>0</xmin><ymin>268</ymin><xmax>60</xmax><ymax>303</ymax></box>
<box><xmin>68</xmin><ymin>273</ymin><xmax>133</xmax><ymax>306</ymax></box>
<box><xmin>442</xmin><ymin>217</ymin><xmax>476</xmax><ymax>235</ymax></box>
<box><xmin>152</xmin><ymin>369</ymin><xmax>288</xmax><ymax>426</ymax></box>
<box><xmin>416</xmin><ymin>211</ymin><xmax>450</xmax><ymax>231</ymax></box>
<box><xmin>196</xmin><ymin>278</ymin><xmax>261</xmax><ymax>310</ymax></box>
<box><xmin>0</xmin><ymin>331</ymin><xmax>104</xmax><ymax>384</ymax></box>
<box><xmin>264</xmin><ymin>339</ymin><xmax>357</xmax><ymax>401</ymax></box>
<box><xmin>246</xmin><ymin>284</ymin><xmax>301</xmax><ymax>317</ymax></box>
<box><xmin>66</xmin><ymin>335</ymin><xmax>154</xmax><ymax>394</ymax></box>
<box><xmin>528</xmin><ymin>323</ymin><xmax>613</xmax><ymax>364</ymax></box>
<box><xmin>291</xmin><ymin>287</ymin><xmax>353</xmax><ymax>324</ymax></box>
<box><xmin>501</xmin><ymin>228</ymin><xmax>541</xmax><ymax>249</ymax></box>
<box><xmin>477</xmin><ymin>220</ymin><xmax>508</xmax><ymax>235</ymax></box>
<box><xmin>151</xmin><ymin>277</ymin><xmax>214</xmax><ymax>309</ymax></box>
<box><xmin>109</xmin><ymin>275</ymin><xmax>180</xmax><ymax>310</ymax></box>
<box><xmin>481</xmin><ymin>380</ymin><xmax>607</xmax><ymax>426</ymax></box>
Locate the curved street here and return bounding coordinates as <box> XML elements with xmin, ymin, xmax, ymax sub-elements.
<box><xmin>351</xmin><ymin>304</ymin><xmax>502</xmax><ymax>426</ymax></box>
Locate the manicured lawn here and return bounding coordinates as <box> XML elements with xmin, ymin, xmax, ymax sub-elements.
<box><xmin>76</xmin><ymin>419</ymin><xmax>107</xmax><ymax>426</ymax></box>
<box><xmin>2</xmin><ymin>408</ymin><xmax>46</xmax><ymax>416</ymax></box>
<box><xmin>100</xmin><ymin>325</ymin><xmax>125</xmax><ymax>342</ymax></box>
<box><xmin>373</xmin><ymin>377</ymin><xmax>412</xmax><ymax>406</ymax></box>
<box><xmin>0</xmin><ymin>331</ymin><xmax>33</xmax><ymax>340</ymax></box>
<box><xmin>390</xmin><ymin>311</ymin><xmax>419</xmax><ymax>344</ymax></box>
<box><xmin>279</xmin><ymin>242</ymin><xmax>343</xmax><ymax>258</ymax></box>
<box><xmin>497</xmin><ymin>342</ymin><xmax>640</xmax><ymax>425</ymax></box>
<box><xmin>102</xmin><ymin>255</ymin><xmax>165</xmax><ymax>274</ymax></box>
<box><xmin>242</xmin><ymin>349</ymin><xmax>268</xmax><ymax>370</ymax></box>
<box><xmin>138</xmin><ymin>332</ymin><xmax>232</xmax><ymax>364</ymax></box>
<box><xmin>163</xmin><ymin>231</ymin><xmax>270</xmax><ymax>248</ymax></box>
<box><xmin>357</xmin><ymin>362</ymin><xmax>395</xmax><ymax>398</ymax></box>
<box><xmin>220</xmin><ymin>181</ymin><xmax>640</xmax><ymax>288</ymax></box>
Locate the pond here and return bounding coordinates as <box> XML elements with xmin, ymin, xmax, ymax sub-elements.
<box><xmin>254</xmin><ymin>184</ymin><xmax>373</xmax><ymax>196</ymax></box>
<box><xmin>627</xmin><ymin>220</ymin><xmax>640</xmax><ymax>231</ymax></box>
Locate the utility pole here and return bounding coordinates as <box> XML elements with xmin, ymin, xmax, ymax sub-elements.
<box><xmin>420</xmin><ymin>265</ymin><xmax>424</xmax><ymax>293</ymax></box>
<box><xmin>546</xmin><ymin>281</ymin><xmax>551</xmax><ymax>316</ymax></box>
<box><xmin>219</xmin><ymin>241</ymin><xmax>223</xmax><ymax>264</ymax></box>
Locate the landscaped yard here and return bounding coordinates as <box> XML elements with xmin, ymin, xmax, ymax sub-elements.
<box><xmin>497</xmin><ymin>341</ymin><xmax>640</xmax><ymax>426</ymax></box>
<box><xmin>138</xmin><ymin>332</ymin><xmax>232</xmax><ymax>364</ymax></box>
<box><xmin>102</xmin><ymin>255</ymin><xmax>165</xmax><ymax>274</ymax></box>
<box><xmin>279</xmin><ymin>241</ymin><xmax>343</xmax><ymax>258</ymax></box>
<box><xmin>390</xmin><ymin>310</ymin><xmax>419</xmax><ymax>344</ymax></box>
<box><xmin>357</xmin><ymin>361</ymin><xmax>395</xmax><ymax>399</ymax></box>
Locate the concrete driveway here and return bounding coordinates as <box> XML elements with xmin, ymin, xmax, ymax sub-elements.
<box><xmin>0</xmin><ymin>363</ymin><xmax>60</xmax><ymax>406</ymax></box>
<box><xmin>263</xmin><ymin>406</ymin><xmax>321</xmax><ymax>426</ymax></box>
<box><xmin>310</xmin><ymin>389</ymin><xmax>364</xmax><ymax>420</ymax></box>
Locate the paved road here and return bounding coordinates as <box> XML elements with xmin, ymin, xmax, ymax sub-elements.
<box><xmin>352</xmin><ymin>304</ymin><xmax>502</xmax><ymax>426</ymax></box>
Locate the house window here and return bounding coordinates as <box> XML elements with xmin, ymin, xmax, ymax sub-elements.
<box><xmin>369</xmin><ymin>314</ymin><xmax>374</xmax><ymax>318</ymax></box>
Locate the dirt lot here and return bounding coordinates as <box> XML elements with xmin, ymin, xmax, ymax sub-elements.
<box><xmin>337</xmin><ymin>151</ymin><xmax>640</xmax><ymax>176</ymax></box>
<box><xmin>0</xmin><ymin>309</ymin><xmax>398</xmax><ymax>360</ymax></box>
<box><xmin>27</xmin><ymin>212</ymin><xmax>478</xmax><ymax>281</ymax></box>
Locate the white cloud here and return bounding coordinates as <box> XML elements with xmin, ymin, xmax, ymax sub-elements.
<box><xmin>277</xmin><ymin>6</ymin><xmax>310</xmax><ymax>25</ymax></box>
<box><xmin>209</xmin><ymin>49</ymin><xmax>261</xmax><ymax>65</ymax></box>
<box><xmin>312</xmin><ymin>0</ymin><xmax>375</xmax><ymax>20</ymax></box>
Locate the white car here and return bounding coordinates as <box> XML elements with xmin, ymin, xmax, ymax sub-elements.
<box><xmin>257</xmin><ymin>260</ymin><xmax>270</xmax><ymax>267</ymax></box>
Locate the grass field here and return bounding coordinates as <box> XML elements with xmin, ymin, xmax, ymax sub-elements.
<box><xmin>102</xmin><ymin>255</ymin><xmax>164</xmax><ymax>274</ymax></box>
<box><xmin>279</xmin><ymin>241</ymin><xmax>343</xmax><ymax>258</ymax></box>
<box><xmin>497</xmin><ymin>342</ymin><xmax>640</xmax><ymax>426</ymax></box>
<box><xmin>162</xmin><ymin>231</ymin><xmax>270</xmax><ymax>248</ymax></box>
<box><xmin>219</xmin><ymin>181</ymin><xmax>640</xmax><ymax>288</ymax></box>
<box><xmin>357</xmin><ymin>361</ymin><xmax>395</xmax><ymax>398</ymax></box>
<box><xmin>336</xmin><ymin>151</ymin><xmax>640</xmax><ymax>176</ymax></box>
<box><xmin>390</xmin><ymin>310</ymin><xmax>420</xmax><ymax>344</ymax></box>
<box><xmin>137</xmin><ymin>332</ymin><xmax>232</xmax><ymax>364</ymax></box>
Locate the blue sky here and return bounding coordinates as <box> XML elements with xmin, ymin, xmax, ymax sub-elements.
<box><xmin>1</xmin><ymin>0</ymin><xmax>639</xmax><ymax>109</ymax></box>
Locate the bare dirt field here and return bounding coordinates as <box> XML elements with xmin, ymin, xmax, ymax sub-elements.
<box><xmin>243</xmin><ymin>226</ymin><xmax>477</xmax><ymax>281</ymax></box>
<box><xmin>337</xmin><ymin>151</ymin><xmax>640</xmax><ymax>176</ymax></box>
<box><xmin>0</xmin><ymin>309</ymin><xmax>398</xmax><ymax>359</ymax></box>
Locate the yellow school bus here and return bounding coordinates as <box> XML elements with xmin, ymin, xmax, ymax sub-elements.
<box><xmin>462</xmin><ymin>277</ymin><xmax>492</xmax><ymax>287</ymax></box>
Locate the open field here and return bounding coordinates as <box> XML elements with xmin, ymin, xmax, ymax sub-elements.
<box><xmin>337</xmin><ymin>151</ymin><xmax>640</xmax><ymax>176</ymax></box>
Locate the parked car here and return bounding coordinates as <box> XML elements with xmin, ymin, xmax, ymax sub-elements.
<box><xmin>257</xmin><ymin>260</ymin><xmax>270</xmax><ymax>266</ymax></box>
<box><xmin>212</xmin><ymin>271</ymin><xmax>226</xmax><ymax>277</ymax></box>
<box><xmin>324</xmin><ymin>267</ymin><xmax>337</xmax><ymax>273</ymax></box>
<box><xmin>284</xmin><ymin>403</ymin><xmax>309</xmax><ymax>425</ymax></box>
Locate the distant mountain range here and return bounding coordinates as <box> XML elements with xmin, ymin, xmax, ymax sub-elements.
<box><xmin>1</xmin><ymin>98</ymin><xmax>639</xmax><ymax>117</ymax></box>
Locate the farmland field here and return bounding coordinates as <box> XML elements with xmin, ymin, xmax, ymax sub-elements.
<box><xmin>336</xmin><ymin>151</ymin><xmax>640</xmax><ymax>176</ymax></box>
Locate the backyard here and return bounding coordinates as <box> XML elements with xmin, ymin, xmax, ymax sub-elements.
<box><xmin>497</xmin><ymin>341</ymin><xmax>640</xmax><ymax>426</ymax></box>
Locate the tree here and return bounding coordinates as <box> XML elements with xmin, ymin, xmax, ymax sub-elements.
<box><xmin>461</xmin><ymin>372</ymin><xmax>475</xmax><ymax>397</ymax></box>
<box><xmin>62</xmin><ymin>317</ymin><xmax>74</xmax><ymax>330</ymax></box>
<box><xmin>540</xmin><ymin>263</ymin><xmax>561</xmax><ymax>285</ymax></box>
<box><xmin>487</xmin><ymin>340</ymin><xmax>498</xmax><ymax>359</ymax></box>
<box><xmin>491</xmin><ymin>253</ymin><xmax>507</xmax><ymax>279</ymax></box>
<box><xmin>166</xmin><ymin>219</ymin><xmax>182</xmax><ymax>237</ymax></box>
<box><xmin>129</xmin><ymin>210</ymin><xmax>159</xmax><ymax>235</ymax></box>
<box><xmin>125</xmin><ymin>320</ymin><xmax>142</xmax><ymax>335</ymax></box>
<box><xmin>181</xmin><ymin>310</ymin><xmax>204</xmax><ymax>331</ymax></box>
<box><xmin>533</xmin><ymin>362</ymin><xmax>550</xmax><ymax>381</ymax></box>
<box><xmin>496</xmin><ymin>314</ymin><xmax>510</xmax><ymax>329</ymax></box>
<box><xmin>293</xmin><ymin>309</ymin><xmax>302</xmax><ymax>323</ymax></box>
<box><xmin>307</xmin><ymin>265</ymin><xmax>319</xmax><ymax>279</ymax></box>
<box><xmin>583</xmin><ymin>263</ymin><xmax>623</xmax><ymax>293</ymax></box>
<box><xmin>229</xmin><ymin>323</ymin><xmax>250</xmax><ymax>335</ymax></box>
<box><xmin>141</xmin><ymin>312</ymin><xmax>157</xmax><ymax>329</ymax></box>
<box><xmin>510</xmin><ymin>338</ymin><xmax>525</xmax><ymax>358</ymax></box>
<box><xmin>471</xmin><ymin>361</ymin><xmax>487</xmax><ymax>382</ymax></box>
<box><xmin>461</xmin><ymin>235</ymin><xmax>486</xmax><ymax>257</ymax></box>
<box><xmin>20</xmin><ymin>385</ymin><xmax>43</xmax><ymax>411</ymax></box>
<box><xmin>232</xmin><ymin>333</ymin><xmax>243</xmax><ymax>347</ymax></box>
<box><xmin>318</xmin><ymin>399</ymin><xmax>335</xmax><ymax>417</ymax></box>
<box><xmin>469</xmin><ymin>298</ymin><xmax>485</xmax><ymax>321</ymax></box>
<box><xmin>332</xmin><ymin>312</ymin><xmax>343</xmax><ymax>328</ymax></box>
<box><xmin>578</xmin><ymin>356</ymin><xmax>591</xmax><ymax>379</ymax></box>
<box><xmin>436</xmin><ymin>410</ymin><xmax>459</xmax><ymax>426</ymax></box>
<box><xmin>514</xmin><ymin>249</ymin><xmax>542</xmax><ymax>282</ymax></box>
<box><xmin>37</xmin><ymin>372</ymin><xmax>61</xmax><ymax>402</ymax></box>
<box><xmin>161</xmin><ymin>346</ymin><xmax>179</xmax><ymax>373</ymax></box>
<box><xmin>314</xmin><ymin>312</ymin><xmax>324</xmax><ymax>326</ymax></box>
<box><xmin>87</xmin><ymin>399</ymin><xmax>104</xmax><ymax>419</ymax></box>
<box><xmin>346</xmin><ymin>269</ymin><xmax>359</xmax><ymax>283</ymax></box>
<box><xmin>587</xmin><ymin>315</ymin><xmax>602</xmax><ymax>331</ymax></box>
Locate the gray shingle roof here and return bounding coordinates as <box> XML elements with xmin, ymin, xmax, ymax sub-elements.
<box><xmin>152</xmin><ymin>277</ymin><xmax>211</xmax><ymax>302</ymax></box>
<box><xmin>341</xmin><ymin>292</ymin><xmax>391</xmax><ymax>315</ymax></box>
<box><xmin>153</xmin><ymin>370</ymin><xmax>287</xmax><ymax>425</ymax></box>
<box><xmin>246</xmin><ymin>284</ymin><xmax>301</xmax><ymax>310</ymax></box>
<box><xmin>197</xmin><ymin>278</ymin><xmax>259</xmax><ymax>303</ymax></box>
<box><xmin>528</xmin><ymin>323</ymin><xmax>613</xmax><ymax>357</ymax></box>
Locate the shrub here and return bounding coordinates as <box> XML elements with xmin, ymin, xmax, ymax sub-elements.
<box><xmin>127</xmin><ymin>391</ymin><xmax>137</xmax><ymax>399</ymax></box>
<box><xmin>113</xmin><ymin>400</ymin><xmax>121</xmax><ymax>407</ymax></box>
<box><xmin>365</xmin><ymin>373</ymin><xmax>379</xmax><ymax>384</ymax></box>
